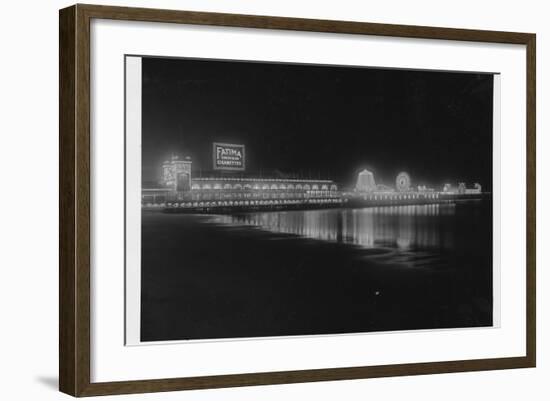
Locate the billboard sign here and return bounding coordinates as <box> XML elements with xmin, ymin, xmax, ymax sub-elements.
<box><xmin>212</xmin><ymin>143</ymin><xmax>246</xmax><ymax>171</ymax></box>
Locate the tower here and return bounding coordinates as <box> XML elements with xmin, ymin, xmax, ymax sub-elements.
<box><xmin>161</xmin><ymin>155</ymin><xmax>192</xmax><ymax>192</ymax></box>
<box><xmin>355</xmin><ymin>169</ymin><xmax>377</xmax><ymax>192</ymax></box>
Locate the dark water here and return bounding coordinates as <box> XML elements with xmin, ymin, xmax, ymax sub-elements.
<box><xmin>141</xmin><ymin>202</ymin><xmax>493</xmax><ymax>342</ymax></box>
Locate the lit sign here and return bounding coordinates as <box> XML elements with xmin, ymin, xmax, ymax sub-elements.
<box><xmin>213</xmin><ymin>143</ymin><xmax>246</xmax><ymax>171</ymax></box>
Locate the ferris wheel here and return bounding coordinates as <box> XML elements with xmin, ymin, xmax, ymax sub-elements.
<box><xmin>396</xmin><ymin>172</ymin><xmax>411</xmax><ymax>192</ymax></box>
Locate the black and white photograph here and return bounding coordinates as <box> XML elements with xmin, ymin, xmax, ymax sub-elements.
<box><xmin>126</xmin><ymin>55</ymin><xmax>497</xmax><ymax>343</ymax></box>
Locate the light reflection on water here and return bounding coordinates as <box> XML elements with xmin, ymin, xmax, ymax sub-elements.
<box><xmin>214</xmin><ymin>204</ymin><xmax>456</xmax><ymax>251</ymax></box>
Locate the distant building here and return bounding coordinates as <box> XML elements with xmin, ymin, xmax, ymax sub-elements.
<box><xmin>443</xmin><ymin>182</ymin><xmax>482</xmax><ymax>194</ymax></box>
<box><xmin>443</xmin><ymin>183</ymin><xmax>454</xmax><ymax>193</ymax></box>
<box><xmin>417</xmin><ymin>185</ymin><xmax>434</xmax><ymax>193</ymax></box>
<box><xmin>465</xmin><ymin>183</ymin><xmax>482</xmax><ymax>194</ymax></box>
<box><xmin>355</xmin><ymin>169</ymin><xmax>376</xmax><ymax>192</ymax></box>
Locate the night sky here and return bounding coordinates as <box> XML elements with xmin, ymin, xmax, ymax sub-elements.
<box><xmin>141</xmin><ymin>56</ymin><xmax>494</xmax><ymax>190</ymax></box>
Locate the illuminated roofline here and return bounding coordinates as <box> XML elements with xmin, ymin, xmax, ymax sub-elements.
<box><xmin>192</xmin><ymin>177</ymin><xmax>334</xmax><ymax>183</ymax></box>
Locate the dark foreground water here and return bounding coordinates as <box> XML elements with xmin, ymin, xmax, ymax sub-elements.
<box><xmin>141</xmin><ymin>202</ymin><xmax>493</xmax><ymax>342</ymax></box>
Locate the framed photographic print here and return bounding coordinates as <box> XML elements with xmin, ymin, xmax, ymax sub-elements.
<box><xmin>59</xmin><ymin>4</ymin><xmax>536</xmax><ymax>397</ymax></box>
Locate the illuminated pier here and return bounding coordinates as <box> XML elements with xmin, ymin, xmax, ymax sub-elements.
<box><xmin>141</xmin><ymin>151</ymin><xmax>487</xmax><ymax>213</ymax></box>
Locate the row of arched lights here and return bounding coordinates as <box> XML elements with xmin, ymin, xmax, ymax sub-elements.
<box><xmin>362</xmin><ymin>193</ymin><xmax>440</xmax><ymax>201</ymax></box>
<box><xmin>191</xmin><ymin>183</ymin><xmax>338</xmax><ymax>191</ymax></box>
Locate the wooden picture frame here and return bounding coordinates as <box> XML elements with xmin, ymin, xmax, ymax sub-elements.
<box><xmin>59</xmin><ymin>3</ymin><xmax>536</xmax><ymax>397</ymax></box>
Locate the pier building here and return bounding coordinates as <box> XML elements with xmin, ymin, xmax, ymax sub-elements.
<box><xmin>142</xmin><ymin>154</ymin><xmax>341</xmax><ymax>210</ymax></box>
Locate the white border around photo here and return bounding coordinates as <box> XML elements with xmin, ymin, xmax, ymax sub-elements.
<box><xmin>91</xmin><ymin>18</ymin><xmax>525</xmax><ymax>383</ymax></box>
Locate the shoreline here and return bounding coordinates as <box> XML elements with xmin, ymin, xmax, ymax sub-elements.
<box><xmin>140</xmin><ymin>203</ymin><xmax>493</xmax><ymax>342</ymax></box>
